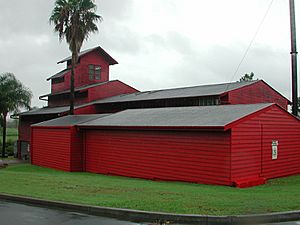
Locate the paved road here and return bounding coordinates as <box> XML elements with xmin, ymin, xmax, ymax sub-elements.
<box><xmin>0</xmin><ymin>201</ymin><xmax>142</xmax><ymax>225</ymax></box>
<box><xmin>0</xmin><ymin>200</ymin><xmax>299</xmax><ymax>225</ymax></box>
<box><xmin>262</xmin><ymin>222</ymin><xmax>300</xmax><ymax>225</ymax></box>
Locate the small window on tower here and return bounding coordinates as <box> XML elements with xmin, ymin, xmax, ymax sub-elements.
<box><xmin>89</xmin><ymin>65</ymin><xmax>94</xmax><ymax>80</ymax></box>
<box><xmin>52</xmin><ymin>76</ymin><xmax>64</xmax><ymax>84</ymax></box>
<box><xmin>95</xmin><ymin>66</ymin><xmax>101</xmax><ymax>80</ymax></box>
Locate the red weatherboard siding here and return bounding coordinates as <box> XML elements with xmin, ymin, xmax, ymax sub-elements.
<box><xmin>80</xmin><ymin>50</ymin><xmax>110</xmax><ymax>82</ymax></box>
<box><xmin>231</xmin><ymin>105</ymin><xmax>300</xmax><ymax>184</ymax></box>
<box><xmin>19</xmin><ymin>120</ymin><xmax>34</xmax><ymax>142</ymax></box>
<box><xmin>74</xmin><ymin>105</ymin><xmax>97</xmax><ymax>114</ymax></box>
<box><xmin>88</xmin><ymin>80</ymin><xmax>138</xmax><ymax>102</ymax></box>
<box><xmin>84</xmin><ymin>130</ymin><xmax>232</xmax><ymax>185</ymax></box>
<box><xmin>31</xmin><ymin>127</ymin><xmax>71</xmax><ymax>171</ymax></box>
<box><xmin>70</xmin><ymin>127</ymin><xmax>83</xmax><ymax>171</ymax></box>
<box><xmin>51</xmin><ymin>51</ymin><xmax>110</xmax><ymax>94</ymax></box>
<box><xmin>48</xmin><ymin>96</ymin><xmax>75</xmax><ymax>107</ymax></box>
<box><xmin>51</xmin><ymin>67</ymin><xmax>85</xmax><ymax>93</ymax></box>
<box><xmin>228</xmin><ymin>81</ymin><xmax>289</xmax><ymax>110</ymax></box>
<box><xmin>48</xmin><ymin>81</ymin><xmax>138</xmax><ymax>107</ymax></box>
<box><xmin>19</xmin><ymin>115</ymin><xmax>59</xmax><ymax>143</ymax></box>
<box><xmin>260</xmin><ymin>107</ymin><xmax>300</xmax><ymax>178</ymax></box>
<box><xmin>48</xmin><ymin>92</ymin><xmax>90</xmax><ymax>107</ymax></box>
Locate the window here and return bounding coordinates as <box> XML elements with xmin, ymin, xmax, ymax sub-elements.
<box><xmin>52</xmin><ymin>76</ymin><xmax>64</xmax><ymax>84</ymax></box>
<box><xmin>89</xmin><ymin>65</ymin><xmax>94</xmax><ymax>80</ymax></box>
<box><xmin>207</xmin><ymin>97</ymin><xmax>213</xmax><ymax>106</ymax></box>
<box><xmin>89</xmin><ymin>65</ymin><xmax>101</xmax><ymax>80</ymax></box>
<box><xmin>95</xmin><ymin>66</ymin><xmax>101</xmax><ymax>80</ymax></box>
<box><xmin>198</xmin><ymin>96</ymin><xmax>220</xmax><ymax>106</ymax></box>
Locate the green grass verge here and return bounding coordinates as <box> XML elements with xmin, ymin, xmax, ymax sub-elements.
<box><xmin>5</xmin><ymin>128</ymin><xmax>18</xmax><ymax>136</ymax></box>
<box><xmin>0</xmin><ymin>164</ymin><xmax>299</xmax><ymax>215</ymax></box>
<box><xmin>0</xmin><ymin>127</ymin><xmax>18</xmax><ymax>142</ymax></box>
<box><xmin>5</xmin><ymin>128</ymin><xmax>18</xmax><ymax>142</ymax></box>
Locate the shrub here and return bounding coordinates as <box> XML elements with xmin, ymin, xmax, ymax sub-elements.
<box><xmin>0</xmin><ymin>139</ymin><xmax>16</xmax><ymax>156</ymax></box>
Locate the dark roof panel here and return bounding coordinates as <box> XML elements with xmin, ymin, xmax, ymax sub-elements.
<box><xmin>47</xmin><ymin>68</ymin><xmax>70</xmax><ymax>81</ymax></box>
<box><xmin>79</xmin><ymin>103</ymin><xmax>273</xmax><ymax>128</ymax></box>
<box><xmin>32</xmin><ymin>114</ymin><xmax>111</xmax><ymax>127</ymax></box>
<box><xmin>19</xmin><ymin>106</ymin><xmax>70</xmax><ymax>116</ymax></box>
<box><xmin>57</xmin><ymin>46</ymin><xmax>118</xmax><ymax>65</ymax></box>
<box><xmin>92</xmin><ymin>80</ymin><xmax>260</xmax><ymax>104</ymax></box>
<box><xmin>19</xmin><ymin>102</ymin><xmax>94</xmax><ymax>116</ymax></box>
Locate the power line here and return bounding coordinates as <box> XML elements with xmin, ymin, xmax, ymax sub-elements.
<box><xmin>225</xmin><ymin>0</ymin><xmax>275</xmax><ymax>89</ymax></box>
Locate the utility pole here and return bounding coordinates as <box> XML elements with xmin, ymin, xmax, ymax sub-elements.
<box><xmin>289</xmin><ymin>0</ymin><xmax>298</xmax><ymax>116</ymax></box>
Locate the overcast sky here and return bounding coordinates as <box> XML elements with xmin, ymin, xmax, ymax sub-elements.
<box><xmin>0</xmin><ymin>0</ymin><xmax>299</xmax><ymax>107</ymax></box>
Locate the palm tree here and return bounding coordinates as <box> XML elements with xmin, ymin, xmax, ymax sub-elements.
<box><xmin>0</xmin><ymin>73</ymin><xmax>32</xmax><ymax>158</ymax></box>
<box><xmin>49</xmin><ymin>0</ymin><xmax>102</xmax><ymax>114</ymax></box>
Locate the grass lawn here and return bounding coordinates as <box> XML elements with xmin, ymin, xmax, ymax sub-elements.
<box><xmin>4</xmin><ymin>128</ymin><xmax>18</xmax><ymax>142</ymax></box>
<box><xmin>0</xmin><ymin>127</ymin><xmax>18</xmax><ymax>142</ymax></box>
<box><xmin>0</xmin><ymin>164</ymin><xmax>299</xmax><ymax>216</ymax></box>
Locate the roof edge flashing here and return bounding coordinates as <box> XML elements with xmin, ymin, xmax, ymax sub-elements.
<box><xmin>224</xmin><ymin>103</ymin><xmax>275</xmax><ymax>130</ymax></box>
<box><xmin>78</xmin><ymin>125</ymin><xmax>225</xmax><ymax>131</ymax></box>
<box><xmin>57</xmin><ymin>46</ymin><xmax>118</xmax><ymax>65</ymax></box>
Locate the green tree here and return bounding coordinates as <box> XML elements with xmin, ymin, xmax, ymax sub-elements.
<box><xmin>240</xmin><ymin>72</ymin><xmax>256</xmax><ymax>82</ymax></box>
<box><xmin>0</xmin><ymin>73</ymin><xmax>32</xmax><ymax>158</ymax></box>
<box><xmin>49</xmin><ymin>0</ymin><xmax>102</xmax><ymax>114</ymax></box>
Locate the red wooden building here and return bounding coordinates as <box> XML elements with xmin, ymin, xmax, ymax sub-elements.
<box><xmin>31</xmin><ymin>103</ymin><xmax>300</xmax><ymax>188</ymax></box>
<box><xmin>90</xmin><ymin>79</ymin><xmax>290</xmax><ymax>113</ymax></box>
<box><xmin>31</xmin><ymin>114</ymin><xmax>109</xmax><ymax>171</ymax></box>
<box><xmin>18</xmin><ymin>46</ymin><xmax>138</xmax><ymax>158</ymax></box>
<box><xmin>19</xmin><ymin>45</ymin><xmax>300</xmax><ymax>187</ymax></box>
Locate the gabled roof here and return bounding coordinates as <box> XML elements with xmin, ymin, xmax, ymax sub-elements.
<box><xmin>79</xmin><ymin>103</ymin><xmax>274</xmax><ymax>129</ymax></box>
<box><xmin>57</xmin><ymin>46</ymin><xmax>118</xmax><ymax>65</ymax></box>
<box><xmin>47</xmin><ymin>68</ymin><xmax>70</xmax><ymax>81</ymax></box>
<box><xmin>39</xmin><ymin>80</ymin><xmax>114</xmax><ymax>98</ymax></box>
<box><xmin>32</xmin><ymin>114</ymin><xmax>110</xmax><ymax>127</ymax></box>
<box><xmin>90</xmin><ymin>80</ymin><xmax>261</xmax><ymax>104</ymax></box>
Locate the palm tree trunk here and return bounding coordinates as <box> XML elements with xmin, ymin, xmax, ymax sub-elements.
<box><xmin>69</xmin><ymin>53</ymin><xmax>76</xmax><ymax>115</ymax></box>
<box><xmin>1</xmin><ymin>112</ymin><xmax>7</xmax><ymax>158</ymax></box>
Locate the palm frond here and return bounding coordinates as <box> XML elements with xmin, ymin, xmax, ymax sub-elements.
<box><xmin>50</xmin><ymin>0</ymin><xmax>101</xmax><ymax>51</ymax></box>
<box><xmin>0</xmin><ymin>73</ymin><xmax>32</xmax><ymax>115</ymax></box>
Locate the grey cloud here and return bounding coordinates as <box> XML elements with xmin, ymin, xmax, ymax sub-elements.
<box><xmin>0</xmin><ymin>0</ymin><xmax>294</xmax><ymax>108</ymax></box>
<box><xmin>99</xmin><ymin>24</ymin><xmax>142</xmax><ymax>54</ymax></box>
<box><xmin>145</xmin><ymin>32</ymin><xmax>195</xmax><ymax>56</ymax></box>
<box><xmin>83</xmin><ymin>0</ymin><xmax>140</xmax><ymax>55</ymax></box>
<box><xmin>166</xmin><ymin>32</ymin><xmax>195</xmax><ymax>56</ymax></box>
<box><xmin>129</xmin><ymin>35</ymin><xmax>292</xmax><ymax>101</ymax></box>
<box><xmin>0</xmin><ymin>0</ymin><xmax>55</xmax><ymax>39</ymax></box>
<box><xmin>97</xmin><ymin>0</ymin><xmax>133</xmax><ymax>21</ymax></box>
<box><xmin>169</xmin><ymin>43</ymin><xmax>292</xmax><ymax>99</ymax></box>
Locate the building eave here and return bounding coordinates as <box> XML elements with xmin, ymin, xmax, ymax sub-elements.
<box><xmin>57</xmin><ymin>46</ymin><xmax>118</xmax><ymax>65</ymax></box>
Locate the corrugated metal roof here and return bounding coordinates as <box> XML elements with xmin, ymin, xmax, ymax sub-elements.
<box><xmin>79</xmin><ymin>103</ymin><xmax>273</xmax><ymax>128</ymax></box>
<box><xmin>57</xmin><ymin>46</ymin><xmax>118</xmax><ymax>65</ymax></box>
<box><xmin>19</xmin><ymin>101</ymin><xmax>96</xmax><ymax>116</ymax></box>
<box><xmin>40</xmin><ymin>80</ymin><xmax>114</xmax><ymax>98</ymax></box>
<box><xmin>47</xmin><ymin>68</ymin><xmax>70</xmax><ymax>81</ymax></box>
<box><xmin>32</xmin><ymin>114</ymin><xmax>111</xmax><ymax>127</ymax></box>
<box><xmin>19</xmin><ymin>106</ymin><xmax>70</xmax><ymax>116</ymax></box>
<box><xmin>91</xmin><ymin>80</ymin><xmax>260</xmax><ymax>104</ymax></box>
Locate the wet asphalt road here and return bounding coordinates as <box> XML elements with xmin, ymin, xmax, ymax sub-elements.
<box><xmin>0</xmin><ymin>201</ymin><xmax>142</xmax><ymax>225</ymax></box>
<box><xmin>0</xmin><ymin>200</ymin><xmax>299</xmax><ymax>225</ymax></box>
<box><xmin>263</xmin><ymin>221</ymin><xmax>300</xmax><ymax>225</ymax></box>
<box><xmin>263</xmin><ymin>222</ymin><xmax>300</xmax><ymax>225</ymax></box>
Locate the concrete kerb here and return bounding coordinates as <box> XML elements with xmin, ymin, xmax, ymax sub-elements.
<box><xmin>0</xmin><ymin>193</ymin><xmax>300</xmax><ymax>225</ymax></box>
